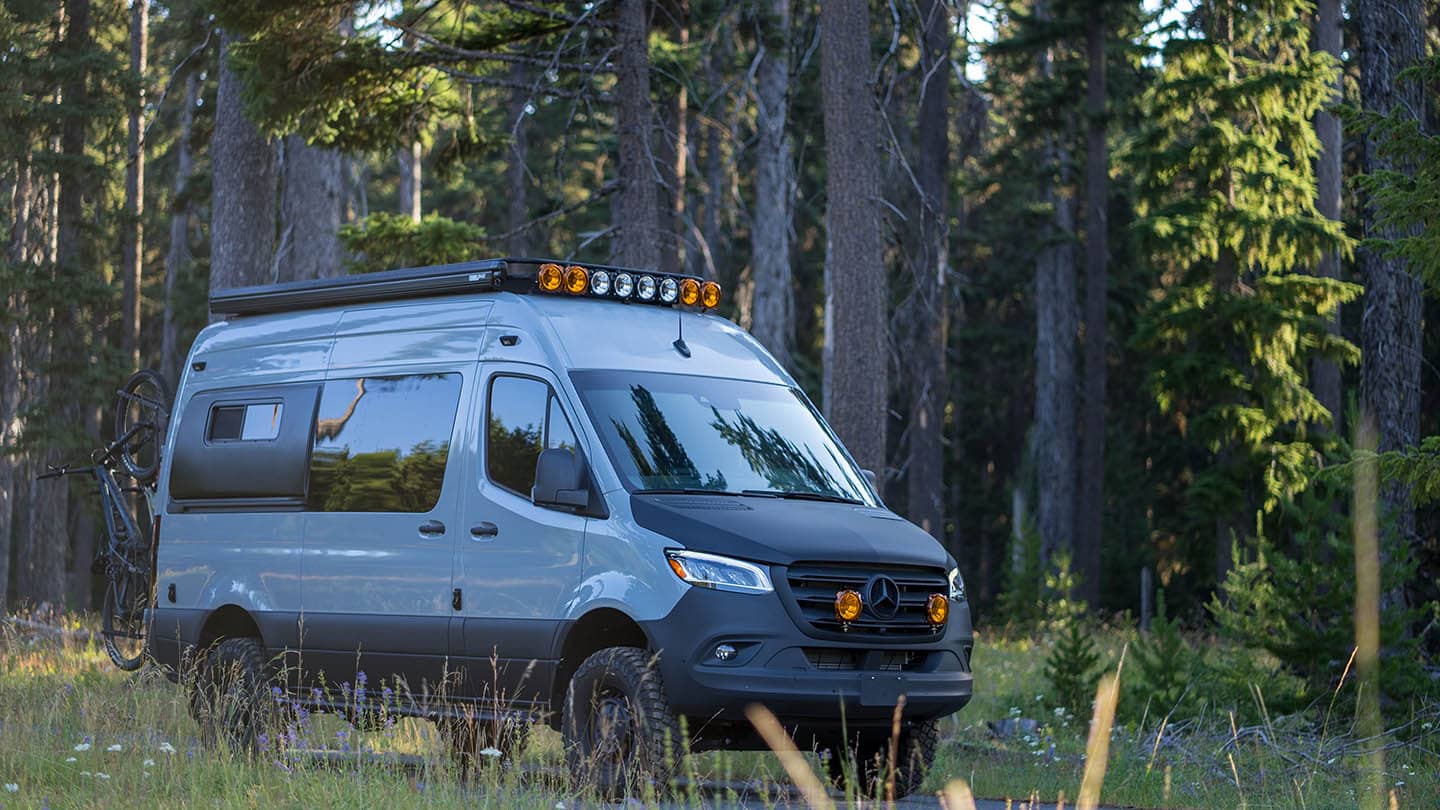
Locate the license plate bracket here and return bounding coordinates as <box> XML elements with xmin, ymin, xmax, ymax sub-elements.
<box><xmin>859</xmin><ymin>674</ymin><xmax>906</xmax><ymax>706</ymax></box>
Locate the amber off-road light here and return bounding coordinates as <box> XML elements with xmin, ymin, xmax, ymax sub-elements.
<box><xmin>700</xmin><ymin>281</ymin><xmax>721</xmax><ymax>309</ymax></box>
<box><xmin>926</xmin><ymin>593</ymin><xmax>949</xmax><ymax>625</ymax></box>
<box><xmin>835</xmin><ymin>590</ymin><xmax>863</xmax><ymax>623</ymax></box>
<box><xmin>538</xmin><ymin>263</ymin><xmax>564</xmax><ymax>292</ymax></box>
<box><xmin>564</xmin><ymin>265</ymin><xmax>589</xmax><ymax>294</ymax></box>
<box><xmin>680</xmin><ymin>278</ymin><xmax>701</xmax><ymax>306</ymax></box>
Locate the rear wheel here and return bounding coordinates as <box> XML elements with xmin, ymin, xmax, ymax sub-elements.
<box><xmin>112</xmin><ymin>369</ymin><xmax>171</xmax><ymax>483</ymax></box>
<box><xmin>190</xmin><ymin>637</ymin><xmax>282</xmax><ymax>755</ymax></box>
<box><xmin>824</xmin><ymin>720</ymin><xmax>939</xmax><ymax>799</ymax></box>
<box><xmin>562</xmin><ymin>647</ymin><xmax>684</xmax><ymax>799</ymax></box>
<box><xmin>100</xmin><ymin>572</ymin><xmax>148</xmax><ymax>671</ymax></box>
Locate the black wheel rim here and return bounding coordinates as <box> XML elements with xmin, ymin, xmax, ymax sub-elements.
<box><xmin>590</xmin><ymin>685</ymin><xmax>635</xmax><ymax>770</ymax></box>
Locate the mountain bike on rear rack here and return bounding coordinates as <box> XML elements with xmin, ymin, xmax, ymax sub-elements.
<box><xmin>37</xmin><ymin>369</ymin><xmax>172</xmax><ymax>671</ymax></box>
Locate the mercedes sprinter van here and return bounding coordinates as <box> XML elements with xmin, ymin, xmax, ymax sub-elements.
<box><xmin>148</xmin><ymin>258</ymin><xmax>972</xmax><ymax>796</ymax></box>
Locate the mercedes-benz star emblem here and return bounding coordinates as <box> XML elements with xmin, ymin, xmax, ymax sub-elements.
<box><xmin>865</xmin><ymin>575</ymin><xmax>901</xmax><ymax>620</ymax></box>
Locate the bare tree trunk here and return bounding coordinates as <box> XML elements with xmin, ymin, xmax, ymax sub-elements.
<box><xmin>1212</xmin><ymin>6</ymin><xmax>1241</xmax><ymax>589</ymax></box>
<box><xmin>1075</xmin><ymin>6</ymin><xmax>1108</xmax><ymax>605</ymax></box>
<box><xmin>1357</xmin><ymin>0</ymin><xmax>1424</xmax><ymax>616</ymax></box>
<box><xmin>1310</xmin><ymin>0</ymin><xmax>1343</xmax><ymax>427</ymax></box>
<box><xmin>278</xmin><ymin>136</ymin><xmax>344</xmax><ymax>281</ymax></box>
<box><xmin>211</xmin><ymin>30</ymin><xmax>277</xmax><ymax>299</ymax></box>
<box><xmin>0</xmin><ymin>157</ymin><xmax>31</xmax><ymax>612</ymax></box>
<box><xmin>121</xmin><ymin>0</ymin><xmax>147</xmax><ymax>370</ymax></box>
<box><xmin>655</xmin><ymin>0</ymin><xmax>689</xmax><ymax>277</ymax></box>
<box><xmin>906</xmin><ymin>0</ymin><xmax>951</xmax><ymax>539</ymax></box>
<box><xmin>614</xmin><ymin>0</ymin><xmax>661</xmax><ymax>269</ymax></box>
<box><xmin>1034</xmin><ymin>25</ymin><xmax>1078</xmax><ymax>572</ymax></box>
<box><xmin>748</xmin><ymin>0</ymin><xmax>794</xmax><ymax>369</ymax></box>
<box><xmin>161</xmin><ymin>71</ymin><xmax>197</xmax><ymax>387</ymax></box>
<box><xmin>819</xmin><ymin>0</ymin><xmax>887</xmax><ymax>474</ymax></box>
<box><xmin>397</xmin><ymin>141</ymin><xmax>421</xmax><ymax>223</ymax></box>
<box><xmin>506</xmin><ymin>64</ymin><xmax>532</xmax><ymax>256</ymax></box>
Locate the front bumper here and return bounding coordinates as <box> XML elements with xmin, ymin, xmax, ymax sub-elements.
<box><xmin>640</xmin><ymin>585</ymin><xmax>973</xmax><ymax>735</ymax></box>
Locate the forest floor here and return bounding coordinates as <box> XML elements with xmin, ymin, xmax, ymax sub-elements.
<box><xmin>0</xmin><ymin>619</ymin><xmax>1436</xmax><ymax>809</ymax></box>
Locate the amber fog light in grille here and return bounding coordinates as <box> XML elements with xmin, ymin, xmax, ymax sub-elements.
<box><xmin>926</xmin><ymin>593</ymin><xmax>949</xmax><ymax>625</ymax></box>
<box><xmin>834</xmin><ymin>589</ymin><xmax>863</xmax><ymax>623</ymax></box>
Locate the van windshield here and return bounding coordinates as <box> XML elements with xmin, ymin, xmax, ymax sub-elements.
<box><xmin>570</xmin><ymin>370</ymin><xmax>876</xmax><ymax>506</ymax></box>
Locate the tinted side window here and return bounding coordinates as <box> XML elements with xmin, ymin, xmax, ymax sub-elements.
<box><xmin>547</xmin><ymin>395</ymin><xmax>577</xmax><ymax>451</ymax></box>
<box><xmin>487</xmin><ymin>376</ymin><xmax>548</xmax><ymax>495</ymax></box>
<box><xmin>308</xmin><ymin>374</ymin><xmax>461</xmax><ymax>512</ymax></box>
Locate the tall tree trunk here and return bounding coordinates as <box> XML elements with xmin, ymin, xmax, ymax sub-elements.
<box><xmin>0</xmin><ymin>157</ymin><xmax>31</xmax><ymax>612</ymax></box>
<box><xmin>278</xmin><ymin>136</ymin><xmax>344</xmax><ymax>281</ymax></box>
<box><xmin>505</xmin><ymin>63</ymin><xmax>532</xmax><ymax>256</ymax></box>
<box><xmin>1310</xmin><ymin>0</ymin><xmax>1343</xmax><ymax>427</ymax></box>
<box><xmin>819</xmin><ymin>0</ymin><xmax>887</xmax><ymax>474</ymax></box>
<box><xmin>1357</xmin><ymin>0</ymin><xmax>1424</xmax><ymax>616</ymax></box>
<box><xmin>614</xmin><ymin>0</ymin><xmax>661</xmax><ymax>269</ymax></box>
<box><xmin>748</xmin><ymin>0</ymin><xmax>794</xmax><ymax>369</ymax></box>
<box><xmin>210</xmin><ymin>30</ymin><xmax>277</xmax><ymax>299</ymax></box>
<box><xmin>655</xmin><ymin>0</ymin><xmax>689</xmax><ymax>277</ymax></box>
<box><xmin>397</xmin><ymin>141</ymin><xmax>421</xmax><ymax>222</ymax></box>
<box><xmin>161</xmin><ymin>71</ymin><xmax>197</xmax><ymax>388</ymax></box>
<box><xmin>1075</xmin><ymin>5</ymin><xmax>1108</xmax><ymax>605</ymax></box>
<box><xmin>1034</xmin><ymin>28</ymin><xmax>1078</xmax><ymax>573</ymax></box>
<box><xmin>907</xmin><ymin>0</ymin><xmax>951</xmax><ymax>539</ymax></box>
<box><xmin>121</xmin><ymin>0</ymin><xmax>148</xmax><ymax>370</ymax></box>
<box><xmin>1212</xmin><ymin>4</ymin><xmax>1241</xmax><ymax>589</ymax></box>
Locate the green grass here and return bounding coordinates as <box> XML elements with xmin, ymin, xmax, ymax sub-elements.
<box><xmin>1</xmin><ymin>623</ymin><xmax>1436</xmax><ymax>808</ymax></box>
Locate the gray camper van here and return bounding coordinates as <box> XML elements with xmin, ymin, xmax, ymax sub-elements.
<box><xmin>150</xmin><ymin>258</ymin><xmax>973</xmax><ymax>796</ymax></box>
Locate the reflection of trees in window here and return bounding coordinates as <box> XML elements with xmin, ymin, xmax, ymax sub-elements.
<box><xmin>613</xmin><ymin>385</ymin><xmax>727</xmax><ymax>490</ymax></box>
<box><xmin>710</xmin><ymin>409</ymin><xmax>844</xmax><ymax>496</ymax></box>
<box><xmin>488</xmin><ymin>415</ymin><xmax>542</xmax><ymax>494</ymax></box>
<box><xmin>307</xmin><ymin>374</ymin><xmax>460</xmax><ymax>512</ymax></box>
<box><xmin>309</xmin><ymin>441</ymin><xmax>450</xmax><ymax>512</ymax></box>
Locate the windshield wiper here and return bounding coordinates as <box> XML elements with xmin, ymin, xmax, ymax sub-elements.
<box><xmin>635</xmin><ymin>488</ymin><xmax>745</xmax><ymax>496</ymax></box>
<box><xmin>740</xmin><ymin>489</ymin><xmax>862</xmax><ymax>504</ymax></box>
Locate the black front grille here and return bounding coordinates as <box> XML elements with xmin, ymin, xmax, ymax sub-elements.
<box><xmin>785</xmin><ymin>562</ymin><xmax>948</xmax><ymax>639</ymax></box>
<box><xmin>802</xmin><ymin>648</ymin><xmax>931</xmax><ymax>671</ymax></box>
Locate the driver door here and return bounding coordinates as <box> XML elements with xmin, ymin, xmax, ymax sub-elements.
<box><xmin>452</xmin><ymin>363</ymin><xmax>588</xmax><ymax>708</ymax></box>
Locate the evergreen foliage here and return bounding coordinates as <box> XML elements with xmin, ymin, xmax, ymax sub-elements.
<box><xmin>1126</xmin><ymin>0</ymin><xmax>1360</xmax><ymax>575</ymax></box>
<box><xmin>1126</xmin><ymin>591</ymin><xmax>1192</xmax><ymax>716</ymax></box>
<box><xmin>1044</xmin><ymin>618</ymin><xmax>1104</xmax><ymax>719</ymax></box>
<box><xmin>338</xmin><ymin>213</ymin><xmax>486</xmax><ymax>274</ymax></box>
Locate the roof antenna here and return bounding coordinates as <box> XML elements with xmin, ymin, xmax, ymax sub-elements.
<box><xmin>673</xmin><ymin>306</ymin><xmax>691</xmax><ymax>358</ymax></box>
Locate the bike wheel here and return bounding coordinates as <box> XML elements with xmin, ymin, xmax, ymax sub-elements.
<box><xmin>102</xmin><ymin>571</ymin><xmax>149</xmax><ymax>671</ymax></box>
<box><xmin>112</xmin><ymin>369</ymin><xmax>172</xmax><ymax>483</ymax></box>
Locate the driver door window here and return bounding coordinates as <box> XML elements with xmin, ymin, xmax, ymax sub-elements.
<box><xmin>486</xmin><ymin>376</ymin><xmax>578</xmax><ymax>497</ymax></box>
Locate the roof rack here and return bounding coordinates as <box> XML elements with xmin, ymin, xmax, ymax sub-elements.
<box><xmin>210</xmin><ymin>259</ymin><xmax>514</xmax><ymax>316</ymax></box>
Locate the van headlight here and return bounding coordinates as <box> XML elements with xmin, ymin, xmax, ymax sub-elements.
<box><xmin>948</xmin><ymin>567</ymin><xmax>967</xmax><ymax>602</ymax></box>
<box><xmin>665</xmin><ymin>550</ymin><xmax>773</xmax><ymax>594</ymax></box>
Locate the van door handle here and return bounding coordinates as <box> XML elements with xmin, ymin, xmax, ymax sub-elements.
<box><xmin>418</xmin><ymin>520</ymin><xmax>446</xmax><ymax>536</ymax></box>
<box><xmin>470</xmin><ymin>522</ymin><xmax>499</xmax><ymax>538</ymax></box>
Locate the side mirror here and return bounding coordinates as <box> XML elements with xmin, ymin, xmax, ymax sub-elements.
<box><xmin>532</xmin><ymin>447</ymin><xmax>589</xmax><ymax>510</ymax></box>
<box><xmin>862</xmin><ymin>469</ymin><xmax>878</xmax><ymax>489</ymax></box>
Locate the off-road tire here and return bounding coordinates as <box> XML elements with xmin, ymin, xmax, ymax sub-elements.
<box><xmin>562</xmin><ymin>647</ymin><xmax>684</xmax><ymax>799</ymax></box>
<box><xmin>825</xmin><ymin>719</ymin><xmax>939</xmax><ymax>799</ymax></box>
<box><xmin>190</xmin><ymin>637</ymin><xmax>280</xmax><ymax>755</ymax></box>
<box><xmin>437</xmin><ymin>713</ymin><xmax>531</xmax><ymax>774</ymax></box>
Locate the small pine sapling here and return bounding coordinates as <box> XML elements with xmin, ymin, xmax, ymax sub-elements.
<box><xmin>1044</xmin><ymin>619</ymin><xmax>1103</xmax><ymax>721</ymax></box>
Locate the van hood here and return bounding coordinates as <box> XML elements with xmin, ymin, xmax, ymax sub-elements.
<box><xmin>629</xmin><ymin>493</ymin><xmax>950</xmax><ymax>569</ymax></box>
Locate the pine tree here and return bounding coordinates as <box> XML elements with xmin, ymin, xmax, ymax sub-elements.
<box><xmin>1127</xmin><ymin>0</ymin><xmax>1359</xmax><ymax>586</ymax></box>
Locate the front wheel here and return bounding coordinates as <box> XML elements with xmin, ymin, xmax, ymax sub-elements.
<box><xmin>101</xmin><ymin>571</ymin><xmax>148</xmax><ymax>671</ymax></box>
<box><xmin>825</xmin><ymin>719</ymin><xmax>940</xmax><ymax>799</ymax></box>
<box><xmin>562</xmin><ymin>647</ymin><xmax>685</xmax><ymax>799</ymax></box>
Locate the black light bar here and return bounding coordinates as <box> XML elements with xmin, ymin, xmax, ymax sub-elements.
<box><xmin>210</xmin><ymin>260</ymin><xmax>508</xmax><ymax>316</ymax></box>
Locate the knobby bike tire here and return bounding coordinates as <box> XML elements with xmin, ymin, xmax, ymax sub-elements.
<box><xmin>112</xmin><ymin>369</ymin><xmax>172</xmax><ymax>483</ymax></box>
<box><xmin>102</xmin><ymin>572</ymin><xmax>148</xmax><ymax>671</ymax></box>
